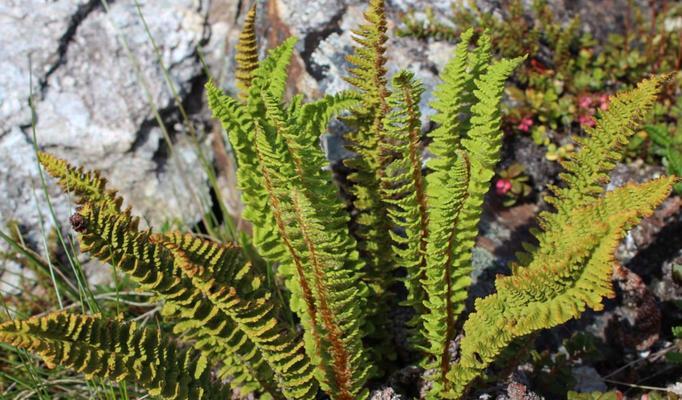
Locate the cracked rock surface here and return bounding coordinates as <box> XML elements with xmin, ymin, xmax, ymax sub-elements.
<box><xmin>0</xmin><ymin>0</ymin><xmax>212</xmax><ymax>290</ymax></box>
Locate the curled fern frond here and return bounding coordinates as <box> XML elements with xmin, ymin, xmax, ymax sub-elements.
<box><xmin>0</xmin><ymin>312</ymin><xmax>231</xmax><ymax>400</ymax></box>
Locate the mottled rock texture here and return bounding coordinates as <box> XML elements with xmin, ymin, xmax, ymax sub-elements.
<box><xmin>0</xmin><ymin>0</ymin><xmax>212</xmax><ymax>289</ymax></box>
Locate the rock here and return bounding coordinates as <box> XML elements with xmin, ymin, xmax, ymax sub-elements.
<box><xmin>607</xmin><ymin>265</ymin><xmax>661</xmax><ymax>351</ymax></box>
<box><xmin>503</xmin><ymin>381</ymin><xmax>543</xmax><ymax>400</ymax></box>
<box><xmin>371</xmin><ymin>387</ymin><xmax>403</xmax><ymax>400</ymax></box>
<box><xmin>0</xmin><ymin>0</ymin><xmax>212</xmax><ymax>289</ymax></box>
<box><xmin>571</xmin><ymin>366</ymin><xmax>607</xmax><ymax>393</ymax></box>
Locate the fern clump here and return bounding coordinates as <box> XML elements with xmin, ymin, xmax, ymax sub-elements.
<box><xmin>1</xmin><ymin>2</ymin><xmax>676</xmax><ymax>399</ymax></box>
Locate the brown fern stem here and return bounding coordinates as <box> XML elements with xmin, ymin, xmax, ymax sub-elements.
<box><xmin>252</xmin><ymin>126</ymin><xmax>323</xmax><ymax>364</ymax></box>
<box><xmin>290</xmin><ymin>193</ymin><xmax>355</xmax><ymax>400</ymax></box>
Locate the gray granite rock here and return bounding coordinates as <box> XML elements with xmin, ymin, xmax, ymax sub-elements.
<box><xmin>0</xmin><ymin>0</ymin><xmax>212</xmax><ymax>290</ymax></box>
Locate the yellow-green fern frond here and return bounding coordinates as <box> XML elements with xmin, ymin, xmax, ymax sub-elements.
<box><xmin>447</xmin><ymin>76</ymin><xmax>672</xmax><ymax>398</ymax></box>
<box><xmin>447</xmin><ymin>176</ymin><xmax>675</xmax><ymax>398</ymax></box>
<box><xmin>251</xmin><ymin>118</ymin><xmax>371</xmax><ymax>400</ymax></box>
<box><xmin>421</xmin><ymin>35</ymin><xmax>479</xmax><ymax>380</ymax></box>
<box><xmin>206</xmin><ymin>81</ymin><xmax>286</xmax><ymax>264</ymax></box>
<box><xmin>379</xmin><ymin>71</ymin><xmax>429</xmax><ymax>332</ymax></box>
<box><xmin>37</xmin><ymin>151</ymin><xmax>123</xmax><ymax>216</ymax></box>
<box><xmin>544</xmin><ymin>75</ymin><xmax>666</xmax><ymax>225</ymax></box>
<box><xmin>294</xmin><ymin>91</ymin><xmax>361</xmax><ymax>144</ymax></box>
<box><xmin>207</xmin><ymin>37</ymin><xmax>298</xmax><ymax>266</ymax></box>
<box><xmin>343</xmin><ymin>0</ymin><xmax>396</xmax><ymax>367</ymax></box>
<box><xmin>0</xmin><ymin>312</ymin><xmax>231</xmax><ymax>400</ymax></box>
<box><xmin>37</xmin><ymin>153</ymin><xmax>287</xmax><ymax>397</ymax></box>
<box><xmin>235</xmin><ymin>5</ymin><xmax>259</xmax><ymax>101</ymax></box>
<box><xmin>421</xmin><ymin>29</ymin><xmax>522</xmax><ymax>395</ymax></box>
<box><xmin>344</xmin><ymin>0</ymin><xmax>390</xmax><ymax>106</ymax></box>
<box><xmin>426</xmin><ymin>28</ymin><xmax>475</xmax><ymax>169</ymax></box>
<box><xmin>287</xmin><ymin>189</ymin><xmax>371</xmax><ymax>400</ymax></box>
<box><xmin>73</xmin><ymin>201</ymin><xmax>281</xmax><ymax>397</ymax></box>
<box><xmin>249</xmin><ymin>37</ymin><xmax>297</xmax><ymax>106</ymax></box>
<box><xmin>159</xmin><ymin>234</ymin><xmax>318</xmax><ymax>400</ymax></box>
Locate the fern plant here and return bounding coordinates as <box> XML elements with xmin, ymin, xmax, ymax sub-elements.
<box><xmin>0</xmin><ymin>2</ymin><xmax>676</xmax><ymax>399</ymax></box>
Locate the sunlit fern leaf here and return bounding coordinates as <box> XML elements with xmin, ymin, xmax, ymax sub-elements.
<box><xmin>37</xmin><ymin>151</ymin><xmax>123</xmax><ymax>216</ymax></box>
<box><xmin>158</xmin><ymin>232</ymin><xmax>319</xmax><ymax>400</ymax></box>
<box><xmin>294</xmin><ymin>90</ymin><xmax>361</xmax><ymax>144</ymax></box>
<box><xmin>421</xmin><ymin>28</ymin><xmax>523</xmax><ymax>395</ymax></box>
<box><xmin>206</xmin><ymin>36</ymin><xmax>299</xmax><ymax>267</ymax></box>
<box><xmin>343</xmin><ymin>0</ymin><xmax>396</xmax><ymax>368</ymax></box>
<box><xmin>447</xmin><ymin>75</ymin><xmax>672</xmax><ymax>398</ymax></box>
<box><xmin>447</xmin><ymin>176</ymin><xmax>675</xmax><ymax>398</ymax></box>
<box><xmin>36</xmin><ymin>153</ymin><xmax>284</xmax><ymax>397</ymax></box>
<box><xmin>235</xmin><ymin>4</ymin><xmax>258</xmax><ymax>101</ymax></box>
<box><xmin>251</xmin><ymin>115</ymin><xmax>372</xmax><ymax>400</ymax></box>
<box><xmin>544</xmin><ymin>75</ymin><xmax>666</xmax><ymax>225</ymax></box>
<box><xmin>286</xmin><ymin>189</ymin><xmax>371</xmax><ymax>400</ymax></box>
<box><xmin>249</xmin><ymin>36</ymin><xmax>298</xmax><ymax>107</ymax></box>
<box><xmin>0</xmin><ymin>312</ymin><xmax>231</xmax><ymax>400</ymax></box>
<box><xmin>378</xmin><ymin>70</ymin><xmax>429</xmax><ymax>338</ymax></box>
<box><xmin>426</xmin><ymin>28</ymin><xmax>475</xmax><ymax>170</ymax></box>
<box><xmin>73</xmin><ymin>200</ymin><xmax>282</xmax><ymax>397</ymax></box>
<box><xmin>206</xmin><ymin>82</ymin><xmax>287</xmax><ymax>264</ymax></box>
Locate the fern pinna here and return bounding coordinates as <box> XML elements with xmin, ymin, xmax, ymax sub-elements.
<box><xmin>0</xmin><ymin>2</ymin><xmax>675</xmax><ymax>399</ymax></box>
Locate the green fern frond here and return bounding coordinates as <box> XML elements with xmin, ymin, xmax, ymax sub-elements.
<box><xmin>421</xmin><ymin>29</ymin><xmax>522</xmax><ymax>394</ymax></box>
<box><xmin>343</xmin><ymin>0</ymin><xmax>395</xmax><ymax>365</ymax></box>
<box><xmin>206</xmin><ymin>82</ymin><xmax>287</xmax><ymax>264</ymax></box>
<box><xmin>37</xmin><ymin>153</ymin><xmax>305</xmax><ymax>397</ymax></box>
<box><xmin>379</xmin><ymin>71</ymin><xmax>429</xmax><ymax>330</ymax></box>
<box><xmin>249</xmin><ymin>37</ymin><xmax>297</xmax><ymax>106</ymax></box>
<box><xmin>160</xmin><ymin>233</ymin><xmax>318</xmax><ymax>400</ymax></box>
<box><xmin>73</xmin><ymin>201</ymin><xmax>281</xmax><ymax>397</ymax></box>
<box><xmin>235</xmin><ymin>5</ymin><xmax>259</xmax><ymax>101</ymax></box>
<box><xmin>0</xmin><ymin>312</ymin><xmax>231</xmax><ymax>400</ymax></box>
<box><xmin>420</xmin><ymin>37</ymin><xmax>478</xmax><ymax>372</ymax></box>
<box><xmin>207</xmin><ymin>37</ymin><xmax>298</xmax><ymax>266</ymax></box>
<box><xmin>344</xmin><ymin>0</ymin><xmax>389</xmax><ymax>105</ymax></box>
<box><xmin>426</xmin><ymin>28</ymin><xmax>475</xmax><ymax>168</ymax></box>
<box><xmin>251</xmin><ymin>118</ymin><xmax>371</xmax><ymax>400</ymax></box>
<box><xmin>286</xmin><ymin>189</ymin><xmax>371</xmax><ymax>400</ymax></box>
<box><xmin>294</xmin><ymin>91</ymin><xmax>361</xmax><ymax>143</ymax></box>
<box><xmin>37</xmin><ymin>151</ymin><xmax>123</xmax><ymax>216</ymax></box>
<box><xmin>446</xmin><ymin>76</ymin><xmax>672</xmax><ymax>398</ymax></box>
<box><xmin>544</xmin><ymin>75</ymin><xmax>666</xmax><ymax>223</ymax></box>
<box><xmin>447</xmin><ymin>176</ymin><xmax>674</xmax><ymax>398</ymax></box>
